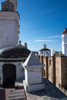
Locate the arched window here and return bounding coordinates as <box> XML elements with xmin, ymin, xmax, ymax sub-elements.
<box><xmin>46</xmin><ymin>52</ymin><xmax>48</xmax><ymax>56</ymax></box>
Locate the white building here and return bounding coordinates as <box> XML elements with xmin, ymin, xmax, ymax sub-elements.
<box><xmin>0</xmin><ymin>0</ymin><xmax>31</xmax><ymax>88</ymax></box>
<box><xmin>61</xmin><ymin>27</ymin><xmax>67</xmax><ymax>56</ymax></box>
<box><xmin>38</xmin><ymin>44</ymin><xmax>51</xmax><ymax>56</ymax></box>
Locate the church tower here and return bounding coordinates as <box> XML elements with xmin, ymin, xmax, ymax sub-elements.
<box><xmin>61</xmin><ymin>27</ymin><xmax>67</xmax><ymax>56</ymax></box>
<box><xmin>0</xmin><ymin>0</ymin><xmax>20</xmax><ymax>49</ymax></box>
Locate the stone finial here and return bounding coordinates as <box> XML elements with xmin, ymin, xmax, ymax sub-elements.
<box><xmin>43</xmin><ymin>44</ymin><xmax>46</xmax><ymax>49</ymax></box>
<box><xmin>19</xmin><ymin>40</ymin><xmax>21</xmax><ymax>46</ymax></box>
<box><xmin>24</xmin><ymin>42</ymin><xmax>27</xmax><ymax>48</ymax></box>
<box><xmin>5</xmin><ymin>0</ymin><xmax>17</xmax><ymax>11</ymax></box>
<box><xmin>64</xmin><ymin>27</ymin><xmax>66</xmax><ymax>31</ymax></box>
<box><xmin>51</xmin><ymin>48</ymin><xmax>55</xmax><ymax>56</ymax></box>
<box><xmin>23</xmin><ymin>52</ymin><xmax>45</xmax><ymax>92</ymax></box>
<box><xmin>1</xmin><ymin>0</ymin><xmax>14</xmax><ymax>11</ymax></box>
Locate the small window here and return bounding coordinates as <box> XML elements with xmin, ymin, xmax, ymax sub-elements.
<box><xmin>46</xmin><ymin>52</ymin><xmax>48</xmax><ymax>56</ymax></box>
<box><xmin>49</xmin><ymin>60</ymin><xmax>51</xmax><ymax>65</ymax></box>
<box><xmin>41</xmin><ymin>52</ymin><xmax>43</xmax><ymax>56</ymax></box>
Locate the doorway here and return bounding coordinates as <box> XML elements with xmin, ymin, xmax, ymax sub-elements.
<box><xmin>3</xmin><ymin>64</ymin><xmax>16</xmax><ymax>88</ymax></box>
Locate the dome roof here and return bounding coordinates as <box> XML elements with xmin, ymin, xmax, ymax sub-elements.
<box><xmin>61</xmin><ymin>27</ymin><xmax>67</xmax><ymax>35</ymax></box>
<box><xmin>0</xmin><ymin>47</ymin><xmax>31</xmax><ymax>58</ymax></box>
<box><xmin>39</xmin><ymin>48</ymin><xmax>50</xmax><ymax>51</ymax></box>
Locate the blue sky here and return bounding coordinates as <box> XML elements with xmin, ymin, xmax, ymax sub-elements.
<box><xmin>0</xmin><ymin>0</ymin><xmax>67</xmax><ymax>51</ymax></box>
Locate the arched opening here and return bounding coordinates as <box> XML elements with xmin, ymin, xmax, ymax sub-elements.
<box><xmin>3</xmin><ymin>64</ymin><xmax>16</xmax><ymax>88</ymax></box>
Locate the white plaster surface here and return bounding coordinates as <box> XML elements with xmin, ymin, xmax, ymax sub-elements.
<box><xmin>62</xmin><ymin>34</ymin><xmax>67</xmax><ymax>56</ymax></box>
<box><xmin>0</xmin><ymin>61</ymin><xmax>24</xmax><ymax>85</ymax></box>
<box><xmin>51</xmin><ymin>48</ymin><xmax>55</xmax><ymax>56</ymax></box>
<box><xmin>0</xmin><ymin>12</ymin><xmax>20</xmax><ymax>49</ymax></box>
<box><xmin>38</xmin><ymin>50</ymin><xmax>51</xmax><ymax>56</ymax></box>
<box><xmin>23</xmin><ymin>80</ymin><xmax>45</xmax><ymax>93</ymax></box>
<box><xmin>23</xmin><ymin>52</ymin><xmax>45</xmax><ymax>92</ymax></box>
<box><xmin>28</xmin><ymin>70</ymin><xmax>42</xmax><ymax>85</ymax></box>
<box><xmin>25</xmin><ymin>67</ymin><xmax>42</xmax><ymax>85</ymax></box>
<box><xmin>25</xmin><ymin>68</ymin><xmax>28</xmax><ymax>85</ymax></box>
<box><xmin>23</xmin><ymin>52</ymin><xmax>44</xmax><ymax>67</ymax></box>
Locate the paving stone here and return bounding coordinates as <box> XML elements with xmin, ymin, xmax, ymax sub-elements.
<box><xmin>26</xmin><ymin>78</ymin><xmax>67</xmax><ymax>100</ymax></box>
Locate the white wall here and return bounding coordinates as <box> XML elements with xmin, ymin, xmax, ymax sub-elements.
<box><xmin>0</xmin><ymin>12</ymin><xmax>20</xmax><ymax>49</ymax></box>
<box><xmin>25</xmin><ymin>68</ymin><xmax>28</xmax><ymax>85</ymax></box>
<box><xmin>62</xmin><ymin>34</ymin><xmax>67</xmax><ymax>56</ymax></box>
<box><xmin>0</xmin><ymin>23</ymin><xmax>15</xmax><ymax>48</ymax></box>
<box><xmin>38</xmin><ymin>51</ymin><xmax>51</xmax><ymax>56</ymax></box>
<box><xmin>25</xmin><ymin>67</ymin><xmax>42</xmax><ymax>85</ymax></box>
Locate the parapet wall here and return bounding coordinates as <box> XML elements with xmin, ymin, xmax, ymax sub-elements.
<box><xmin>38</xmin><ymin>55</ymin><xmax>67</xmax><ymax>89</ymax></box>
<box><xmin>61</xmin><ymin>57</ymin><xmax>67</xmax><ymax>87</ymax></box>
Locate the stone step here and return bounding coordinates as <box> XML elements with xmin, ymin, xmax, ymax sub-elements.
<box><xmin>8</xmin><ymin>89</ymin><xmax>26</xmax><ymax>100</ymax></box>
<box><xmin>8</xmin><ymin>97</ymin><xmax>26</xmax><ymax>100</ymax></box>
<box><xmin>8</xmin><ymin>93</ymin><xmax>25</xmax><ymax>97</ymax></box>
<box><xmin>9</xmin><ymin>89</ymin><xmax>24</xmax><ymax>94</ymax></box>
<box><xmin>9</xmin><ymin>89</ymin><xmax>24</xmax><ymax>92</ymax></box>
<box><xmin>9</xmin><ymin>91</ymin><xmax>24</xmax><ymax>94</ymax></box>
<box><xmin>8</xmin><ymin>96</ymin><xmax>25</xmax><ymax>100</ymax></box>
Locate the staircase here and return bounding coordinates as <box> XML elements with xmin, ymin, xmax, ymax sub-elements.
<box><xmin>8</xmin><ymin>89</ymin><xmax>26</xmax><ymax>100</ymax></box>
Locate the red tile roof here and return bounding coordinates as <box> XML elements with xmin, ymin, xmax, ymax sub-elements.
<box><xmin>39</xmin><ymin>48</ymin><xmax>50</xmax><ymax>51</ymax></box>
<box><xmin>61</xmin><ymin>27</ymin><xmax>67</xmax><ymax>35</ymax></box>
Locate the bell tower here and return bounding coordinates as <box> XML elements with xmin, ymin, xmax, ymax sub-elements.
<box><xmin>0</xmin><ymin>0</ymin><xmax>20</xmax><ymax>49</ymax></box>
<box><xmin>61</xmin><ymin>27</ymin><xmax>67</xmax><ymax>56</ymax></box>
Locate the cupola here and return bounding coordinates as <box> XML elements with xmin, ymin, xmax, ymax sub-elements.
<box><xmin>18</xmin><ymin>40</ymin><xmax>22</xmax><ymax>46</ymax></box>
<box><xmin>24</xmin><ymin>42</ymin><xmax>27</xmax><ymax>48</ymax></box>
<box><xmin>43</xmin><ymin>44</ymin><xmax>46</xmax><ymax>49</ymax></box>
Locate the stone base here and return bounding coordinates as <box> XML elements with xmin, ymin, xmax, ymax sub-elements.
<box><xmin>23</xmin><ymin>80</ymin><xmax>45</xmax><ymax>93</ymax></box>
